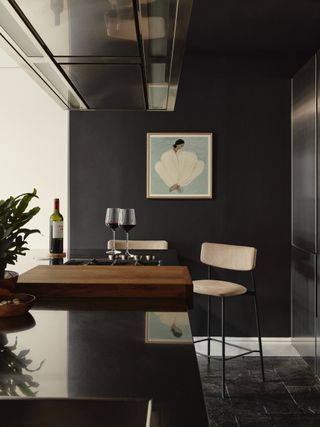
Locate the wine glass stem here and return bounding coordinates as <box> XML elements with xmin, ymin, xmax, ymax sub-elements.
<box><xmin>126</xmin><ymin>232</ymin><xmax>129</xmax><ymax>255</ymax></box>
<box><xmin>112</xmin><ymin>229</ymin><xmax>116</xmax><ymax>253</ymax></box>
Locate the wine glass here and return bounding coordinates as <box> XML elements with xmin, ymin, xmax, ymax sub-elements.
<box><xmin>118</xmin><ymin>208</ymin><xmax>136</xmax><ymax>257</ymax></box>
<box><xmin>105</xmin><ymin>208</ymin><xmax>121</xmax><ymax>255</ymax></box>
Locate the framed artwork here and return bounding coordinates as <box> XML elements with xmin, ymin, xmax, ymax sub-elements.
<box><xmin>146</xmin><ymin>132</ymin><xmax>213</xmax><ymax>199</ymax></box>
<box><xmin>145</xmin><ymin>312</ymin><xmax>193</xmax><ymax>344</ymax></box>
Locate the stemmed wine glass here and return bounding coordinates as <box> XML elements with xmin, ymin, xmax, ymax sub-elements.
<box><xmin>105</xmin><ymin>208</ymin><xmax>121</xmax><ymax>255</ymax></box>
<box><xmin>118</xmin><ymin>208</ymin><xmax>136</xmax><ymax>258</ymax></box>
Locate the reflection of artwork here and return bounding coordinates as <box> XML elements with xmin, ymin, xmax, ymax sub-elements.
<box><xmin>147</xmin><ymin>133</ymin><xmax>213</xmax><ymax>199</ymax></box>
<box><xmin>145</xmin><ymin>312</ymin><xmax>192</xmax><ymax>344</ymax></box>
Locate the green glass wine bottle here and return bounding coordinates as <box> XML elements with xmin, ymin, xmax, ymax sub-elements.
<box><xmin>49</xmin><ymin>198</ymin><xmax>63</xmax><ymax>253</ymax></box>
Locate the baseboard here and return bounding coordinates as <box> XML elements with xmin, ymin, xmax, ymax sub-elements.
<box><xmin>193</xmin><ymin>336</ymin><xmax>299</xmax><ymax>357</ymax></box>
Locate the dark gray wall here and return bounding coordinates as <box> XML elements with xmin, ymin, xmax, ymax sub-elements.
<box><xmin>70</xmin><ymin>53</ymin><xmax>292</xmax><ymax>336</ymax></box>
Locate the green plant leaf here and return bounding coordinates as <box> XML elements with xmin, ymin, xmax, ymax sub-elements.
<box><xmin>0</xmin><ymin>190</ymin><xmax>40</xmax><ymax>271</ymax></box>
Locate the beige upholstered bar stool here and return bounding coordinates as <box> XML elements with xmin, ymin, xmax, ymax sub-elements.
<box><xmin>107</xmin><ymin>240</ymin><xmax>168</xmax><ymax>250</ymax></box>
<box><xmin>193</xmin><ymin>242</ymin><xmax>265</xmax><ymax>398</ymax></box>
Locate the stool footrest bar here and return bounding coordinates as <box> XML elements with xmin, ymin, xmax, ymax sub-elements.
<box><xmin>194</xmin><ymin>337</ymin><xmax>260</xmax><ymax>354</ymax></box>
<box><xmin>196</xmin><ymin>350</ymin><xmax>260</xmax><ymax>361</ymax></box>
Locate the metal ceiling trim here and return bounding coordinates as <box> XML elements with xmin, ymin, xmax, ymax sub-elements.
<box><xmin>55</xmin><ymin>56</ymin><xmax>142</xmax><ymax>65</ymax></box>
<box><xmin>0</xmin><ymin>34</ymin><xmax>68</xmax><ymax>109</ymax></box>
<box><xmin>133</xmin><ymin>0</ymin><xmax>149</xmax><ymax>110</ymax></box>
<box><xmin>167</xmin><ymin>0</ymin><xmax>193</xmax><ymax>111</ymax></box>
<box><xmin>137</xmin><ymin>0</ymin><xmax>193</xmax><ymax>111</ymax></box>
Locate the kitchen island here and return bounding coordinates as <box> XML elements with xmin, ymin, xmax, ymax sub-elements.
<box><xmin>0</xmin><ymin>307</ymin><xmax>208</xmax><ymax>426</ymax></box>
<box><xmin>0</xmin><ymin>250</ymin><xmax>209</xmax><ymax>426</ymax></box>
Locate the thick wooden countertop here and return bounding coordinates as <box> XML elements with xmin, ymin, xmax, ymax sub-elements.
<box><xmin>17</xmin><ymin>265</ymin><xmax>193</xmax><ymax>306</ymax></box>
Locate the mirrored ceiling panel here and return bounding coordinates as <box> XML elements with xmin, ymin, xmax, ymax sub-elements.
<box><xmin>13</xmin><ymin>0</ymin><xmax>139</xmax><ymax>57</ymax></box>
<box><xmin>2</xmin><ymin>0</ymin><xmax>192</xmax><ymax>110</ymax></box>
<box><xmin>61</xmin><ymin>63</ymin><xmax>145</xmax><ymax>109</ymax></box>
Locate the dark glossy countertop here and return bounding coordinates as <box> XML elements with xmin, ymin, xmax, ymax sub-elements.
<box><xmin>60</xmin><ymin>248</ymin><xmax>180</xmax><ymax>266</ymax></box>
<box><xmin>0</xmin><ymin>308</ymin><xmax>208</xmax><ymax>427</ymax></box>
<box><xmin>0</xmin><ymin>250</ymin><xmax>208</xmax><ymax>426</ymax></box>
<box><xmin>11</xmin><ymin>249</ymin><xmax>180</xmax><ymax>271</ymax></box>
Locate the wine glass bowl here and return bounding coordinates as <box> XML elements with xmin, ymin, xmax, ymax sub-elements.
<box><xmin>118</xmin><ymin>208</ymin><xmax>136</xmax><ymax>257</ymax></box>
<box><xmin>105</xmin><ymin>208</ymin><xmax>121</xmax><ymax>255</ymax></box>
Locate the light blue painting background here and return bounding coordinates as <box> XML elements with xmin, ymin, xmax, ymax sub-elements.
<box><xmin>150</xmin><ymin>135</ymin><xmax>209</xmax><ymax>195</ymax></box>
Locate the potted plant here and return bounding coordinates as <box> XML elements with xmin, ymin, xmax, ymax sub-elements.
<box><xmin>0</xmin><ymin>189</ymin><xmax>40</xmax><ymax>288</ymax></box>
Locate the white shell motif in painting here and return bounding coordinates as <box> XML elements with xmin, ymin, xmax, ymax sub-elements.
<box><xmin>155</xmin><ymin>148</ymin><xmax>204</xmax><ymax>192</ymax></box>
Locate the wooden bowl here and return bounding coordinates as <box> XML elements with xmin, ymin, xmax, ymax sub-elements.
<box><xmin>0</xmin><ymin>294</ymin><xmax>35</xmax><ymax>318</ymax></box>
<box><xmin>0</xmin><ymin>312</ymin><xmax>36</xmax><ymax>332</ymax></box>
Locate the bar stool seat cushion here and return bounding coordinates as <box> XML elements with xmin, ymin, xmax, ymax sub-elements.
<box><xmin>193</xmin><ymin>280</ymin><xmax>247</xmax><ymax>297</ymax></box>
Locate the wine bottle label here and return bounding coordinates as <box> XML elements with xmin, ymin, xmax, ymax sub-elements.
<box><xmin>52</xmin><ymin>221</ymin><xmax>63</xmax><ymax>239</ymax></box>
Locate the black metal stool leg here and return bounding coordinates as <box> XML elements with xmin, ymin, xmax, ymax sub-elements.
<box><xmin>221</xmin><ymin>296</ymin><xmax>226</xmax><ymax>399</ymax></box>
<box><xmin>207</xmin><ymin>295</ymin><xmax>211</xmax><ymax>364</ymax></box>
<box><xmin>253</xmin><ymin>293</ymin><xmax>265</xmax><ymax>382</ymax></box>
<box><xmin>251</xmin><ymin>271</ymin><xmax>265</xmax><ymax>381</ymax></box>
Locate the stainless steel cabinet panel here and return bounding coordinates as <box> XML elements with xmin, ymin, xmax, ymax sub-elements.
<box><xmin>317</xmin><ymin>51</ymin><xmax>320</xmax><ymax>256</ymax></box>
<box><xmin>317</xmin><ymin>254</ymin><xmax>320</xmax><ymax>376</ymax></box>
<box><xmin>292</xmin><ymin>56</ymin><xmax>317</xmax><ymax>253</ymax></box>
<box><xmin>291</xmin><ymin>246</ymin><xmax>316</xmax><ymax>372</ymax></box>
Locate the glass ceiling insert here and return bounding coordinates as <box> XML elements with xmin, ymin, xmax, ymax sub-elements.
<box><xmin>61</xmin><ymin>63</ymin><xmax>146</xmax><ymax>110</ymax></box>
<box><xmin>3</xmin><ymin>0</ymin><xmax>192</xmax><ymax>111</ymax></box>
<box><xmin>13</xmin><ymin>0</ymin><xmax>140</xmax><ymax>57</ymax></box>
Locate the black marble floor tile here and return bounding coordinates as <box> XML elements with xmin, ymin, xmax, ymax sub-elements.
<box><xmin>273</xmin><ymin>358</ymin><xmax>317</xmax><ymax>387</ymax></box>
<box><xmin>205</xmin><ymin>397</ymin><xmax>238</xmax><ymax>427</ymax></box>
<box><xmin>229</xmin><ymin>396</ymin><xmax>269</xmax><ymax>417</ymax></box>
<box><xmin>201</xmin><ymin>375</ymin><xmax>224</xmax><ymax>397</ymax></box>
<box><xmin>286</xmin><ymin>385</ymin><xmax>320</xmax><ymax>414</ymax></box>
<box><xmin>227</xmin><ymin>381</ymin><xmax>301</xmax><ymax>414</ymax></box>
<box><xmin>271</xmin><ymin>414</ymin><xmax>320</xmax><ymax>426</ymax></box>
<box><xmin>198</xmin><ymin>357</ymin><xmax>320</xmax><ymax>427</ymax></box>
<box><xmin>198</xmin><ymin>355</ymin><xmax>278</xmax><ymax>383</ymax></box>
<box><xmin>236</xmin><ymin>415</ymin><xmax>274</xmax><ymax>427</ymax></box>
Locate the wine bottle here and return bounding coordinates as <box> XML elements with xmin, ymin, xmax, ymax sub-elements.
<box><xmin>49</xmin><ymin>198</ymin><xmax>63</xmax><ymax>253</ymax></box>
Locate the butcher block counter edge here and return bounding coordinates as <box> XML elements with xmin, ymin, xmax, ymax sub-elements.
<box><xmin>16</xmin><ymin>265</ymin><xmax>193</xmax><ymax>305</ymax></box>
<box><xmin>17</xmin><ymin>265</ymin><xmax>191</xmax><ymax>285</ymax></box>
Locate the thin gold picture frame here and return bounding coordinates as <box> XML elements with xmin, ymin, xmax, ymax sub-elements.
<box><xmin>146</xmin><ymin>132</ymin><xmax>213</xmax><ymax>199</ymax></box>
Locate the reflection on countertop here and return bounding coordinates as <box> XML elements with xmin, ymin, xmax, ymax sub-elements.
<box><xmin>0</xmin><ymin>309</ymin><xmax>208</xmax><ymax>427</ymax></box>
<box><xmin>0</xmin><ymin>310</ymin><xmax>68</xmax><ymax>398</ymax></box>
<box><xmin>0</xmin><ymin>331</ymin><xmax>44</xmax><ymax>397</ymax></box>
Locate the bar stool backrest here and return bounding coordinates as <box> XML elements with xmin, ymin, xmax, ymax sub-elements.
<box><xmin>200</xmin><ymin>242</ymin><xmax>257</xmax><ymax>271</ymax></box>
<box><xmin>107</xmin><ymin>240</ymin><xmax>168</xmax><ymax>250</ymax></box>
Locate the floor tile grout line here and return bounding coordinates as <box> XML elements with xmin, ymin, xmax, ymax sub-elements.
<box><xmin>282</xmin><ymin>381</ymin><xmax>317</xmax><ymax>414</ymax></box>
<box><xmin>283</xmin><ymin>381</ymin><xmax>299</xmax><ymax>407</ymax></box>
